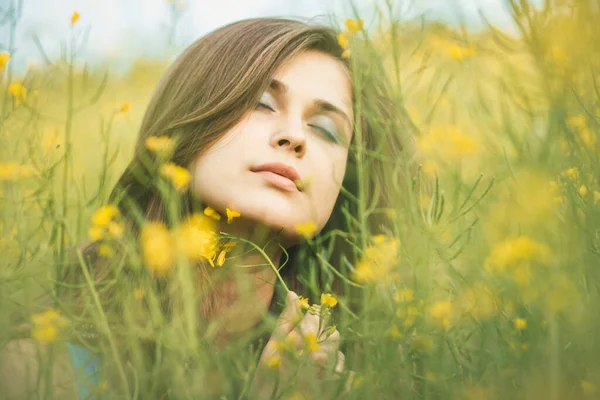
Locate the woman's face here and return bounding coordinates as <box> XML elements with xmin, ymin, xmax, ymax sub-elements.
<box><xmin>191</xmin><ymin>50</ymin><xmax>353</xmax><ymax>245</ymax></box>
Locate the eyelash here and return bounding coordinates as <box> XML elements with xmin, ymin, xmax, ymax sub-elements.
<box><xmin>256</xmin><ymin>102</ymin><xmax>339</xmax><ymax>144</ymax></box>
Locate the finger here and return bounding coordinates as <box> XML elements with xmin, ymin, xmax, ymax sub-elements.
<box><xmin>261</xmin><ymin>291</ymin><xmax>301</xmax><ymax>361</ymax></box>
<box><xmin>335</xmin><ymin>351</ymin><xmax>345</xmax><ymax>374</ymax></box>
<box><xmin>297</xmin><ymin>310</ymin><xmax>320</xmax><ymax>337</ymax></box>
<box><xmin>273</xmin><ymin>291</ymin><xmax>302</xmax><ymax>339</ymax></box>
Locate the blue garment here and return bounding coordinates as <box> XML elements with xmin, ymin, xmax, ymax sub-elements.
<box><xmin>65</xmin><ymin>343</ymin><xmax>102</xmax><ymax>400</ymax></box>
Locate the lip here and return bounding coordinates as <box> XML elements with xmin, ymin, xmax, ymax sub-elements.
<box><xmin>250</xmin><ymin>162</ymin><xmax>302</xmax><ymax>192</ymax></box>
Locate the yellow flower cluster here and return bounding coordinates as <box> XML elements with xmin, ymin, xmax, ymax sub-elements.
<box><xmin>160</xmin><ymin>162</ymin><xmax>191</xmax><ymax>192</ymax></box>
<box><xmin>352</xmin><ymin>234</ymin><xmax>401</xmax><ymax>283</ymax></box>
<box><xmin>139</xmin><ymin>210</ymin><xmax>240</xmax><ymax>276</ymax></box>
<box><xmin>31</xmin><ymin>308</ymin><xmax>70</xmax><ymax>344</ymax></box>
<box><xmin>0</xmin><ymin>162</ymin><xmax>36</xmax><ymax>181</ymax></box>
<box><xmin>88</xmin><ymin>205</ymin><xmax>124</xmax><ymax>257</ymax></box>
<box><xmin>430</xmin><ymin>300</ymin><xmax>453</xmax><ymax>328</ymax></box>
<box><xmin>337</xmin><ymin>18</ymin><xmax>364</xmax><ymax>59</ymax></box>
<box><xmin>484</xmin><ymin>236</ymin><xmax>552</xmax><ymax>285</ymax></box>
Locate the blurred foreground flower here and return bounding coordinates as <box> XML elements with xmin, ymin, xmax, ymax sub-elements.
<box><xmin>31</xmin><ymin>308</ymin><xmax>70</xmax><ymax>344</ymax></box>
<box><xmin>0</xmin><ymin>162</ymin><xmax>36</xmax><ymax>181</ymax></box>
<box><xmin>8</xmin><ymin>81</ymin><xmax>27</xmax><ymax>105</ymax></box>
<box><xmin>70</xmin><ymin>11</ymin><xmax>80</xmax><ymax>26</ymax></box>
<box><xmin>141</xmin><ymin>221</ymin><xmax>176</xmax><ymax>276</ymax></box>
<box><xmin>175</xmin><ymin>213</ymin><xmax>218</xmax><ymax>265</ymax></box>
<box><xmin>160</xmin><ymin>162</ymin><xmax>190</xmax><ymax>192</ymax></box>
<box><xmin>295</xmin><ymin>221</ymin><xmax>317</xmax><ymax>239</ymax></box>
<box><xmin>352</xmin><ymin>234</ymin><xmax>400</xmax><ymax>283</ymax></box>
<box><xmin>485</xmin><ymin>236</ymin><xmax>551</xmax><ymax>283</ymax></box>
<box><xmin>145</xmin><ymin>135</ymin><xmax>174</xmax><ymax>157</ymax></box>
<box><xmin>0</xmin><ymin>51</ymin><xmax>10</xmax><ymax>73</ymax></box>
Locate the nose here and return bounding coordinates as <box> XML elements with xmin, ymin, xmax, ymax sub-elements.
<box><xmin>270</xmin><ymin>125</ymin><xmax>306</xmax><ymax>157</ymax></box>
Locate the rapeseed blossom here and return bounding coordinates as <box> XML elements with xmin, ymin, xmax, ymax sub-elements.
<box><xmin>226</xmin><ymin>208</ymin><xmax>240</xmax><ymax>224</ymax></box>
<box><xmin>352</xmin><ymin>235</ymin><xmax>400</xmax><ymax>283</ymax></box>
<box><xmin>174</xmin><ymin>213</ymin><xmax>218</xmax><ymax>265</ymax></box>
<box><xmin>160</xmin><ymin>162</ymin><xmax>191</xmax><ymax>192</ymax></box>
<box><xmin>141</xmin><ymin>221</ymin><xmax>176</xmax><ymax>276</ymax></box>
<box><xmin>31</xmin><ymin>308</ymin><xmax>70</xmax><ymax>344</ymax></box>
<box><xmin>145</xmin><ymin>136</ymin><xmax>174</xmax><ymax>156</ymax></box>
<box><xmin>320</xmin><ymin>293</ymin><xmax>337</xmax><ymax>308</ymax></box>
<box><xmin>295</xmin><ymin>222</ymin><xmax>317</xmax><ymax>239</ymax></box>
<box><xmin>203</xmin><ymin>206</ymin><xmax>221</xmax><ymax>221</ymax></box>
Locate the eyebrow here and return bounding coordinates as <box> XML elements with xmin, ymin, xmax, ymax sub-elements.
<box><xmin>268</xmin><ymin>79</ymin><xmax>353</xmax><ymax>131</ymax></box>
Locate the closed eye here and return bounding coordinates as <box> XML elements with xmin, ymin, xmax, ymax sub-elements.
<box><xmin>309</xmin><ymin>124</ymin><xmax>339</xmax><ymax>144</ymax></box>
<box><xmin>257</xmin><ymin>102</ymin><xmax>275</xmax><ymax>112</ymax></box>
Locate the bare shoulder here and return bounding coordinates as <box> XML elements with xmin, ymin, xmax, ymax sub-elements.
<box><xmin>0</xmin><ymin>338</ymin><xmax>78</xmax><ymax>400</ymax></box>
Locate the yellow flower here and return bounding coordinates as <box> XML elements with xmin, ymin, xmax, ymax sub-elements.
<box><xmin>70</xmin><ymin>11</ymin><xmax>80</xmax><ymax>25</ymax></box>
<box><xmin>320</xmin><ymin>293</ymin><xmax>338</xmax><ymax>308</ymax></box>
<box><xmin>396</xmin><ymin>288</ymin><xmax>414</xmax><ymax>303</ymax></box>
<box><xmin>266</xmin><ymin>355</ymin><xmax>281</xmax><ymax>369</ymax></box>
<box><xmin>97</xmin><ymin>244</ymin><xmax>114</xmax><ymax>258</ymax></box>
<box><xmin>226</xmin><ymin>207</ymin><xmax>241</xmax><ymax>224</ymax></box>
<box><xmin>107</xmin><ymin>222</ymin><xmax>124</xmax><ymax>239</ymax></box>
<box><xmin>92</xmin><ymin>205</ymin><xmax>119</xmax><ymax>227</ymax></box>
<box><xmin>88</xmin><ymin>226</ymin><xmax>104</xmax><ymax>241</ymax></box>
<box><xmin>447</xmin><ymin>44</ymin><xmax>476</xmax><ymax>61</ymax></box>
<box><xmin>140</xmin><ymin>222</ymin><xmax>175</xmax><ymax>276</ymax></box>
<box><xmin>160</xmin><ymin>162</ymin><xmax>190</xmax><ymax>192</ymax></box>
<box><xmin>514</xmin><ymin>318</ymin><xmax>527</xmax><ymax>331</ymax></box>
<box><xmin>31</xmin><ymin>308</ymin><xmax>70</xmax><ymax>344</ymax></box>
<box><xmin>337</xmin><ymin>32</ymin><xmax>349</xmax><ymax>50</ymax></box>
<box><xmin>352</xmin><ymin>235</ymin><xmax>400</xmax><ymax>283</ymax></box>
<box><xmin>295</xmin><ymin>221</ymin><xmax>318</xmax><ymax>239</ymax></box>
<box><xmin>579</xmin><ymin>185</ymin><xmax>588</xmax><ymax>196</ymax></box>
<box><xmin>560</xmin><ymin>167</ymin><xmax>579</xmax><ymax>180</ymax></box>
<box><xmin>430</xmin><ymin>300</ymin><xmax>452</xmax><ymax>320</ymax></box>
<box><xmin>32</xmin><ymin>324</ymin><xmax>58</xmax><ymax>344</ymax></box>
<box><xmin>345</xmin><ymin>18</ymin><xmax>364</xmax><ymax>34</ymax></box>
<box><xmin>145</xmin><ymin>136</ymin><xmax>174</xmax><ymax>155</ymax></box>
<box><xmin>174</xmin><ymin>213</ymin><xmax>217</xmax><ymax>263</ymax></box>
<box><xmin>304</xmin><ymin>332</ymin><xmax>320</xmax><ymax>353</ymax></box>
<box><xmin>297</xmin><ymin>296</ymin><xmax>310</xmax><ymax>310</ymax></box>
<box><xmin>203</xmin><ymin>206</ymin><xmax>221</xmax><ymax>221</ymax></box>
<box><xmin>484</xmin><ymin>236</ymin><xmax>552</xmax><ymax>275</ymax></box>
<box><xmin>117</xmin><ymin>101</ymin><xmax>131</xmax><ymax>113</ymax></box>
<box><xmin>0</xmin><ymin>51</ymin><xmax>10</xmax><ymax>73</ymax></box>
<box><xmin>216</xmin><ymin>250</ymin><xmax>226</xmax><ymax>267</ymax></box>
<box><xmin>342</xmin><ymin>49</ymin><xmax>351</xmax><ymax>59</ymax></box>
<box><xmin>8</xmin><ymin>81</ymin><xmax>27</xmax><ymax>103</ymax></box>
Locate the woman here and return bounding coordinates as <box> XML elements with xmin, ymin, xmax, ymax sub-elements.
<box><xmin>1</xmin><ymin>17</ymin><xmax>411</xmax><ymax>399</ymax></box>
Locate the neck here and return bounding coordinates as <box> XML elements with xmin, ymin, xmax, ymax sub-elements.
<box><xmin>202</xmin><ymin>218</ymin><xmax>285</xmax><ymax>341</ymax></box>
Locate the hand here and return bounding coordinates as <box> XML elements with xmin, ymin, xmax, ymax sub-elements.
<box><xmin>251</xmin><ymin>291</ymin><xmax>345</xmax><ymax>397</ymax></box>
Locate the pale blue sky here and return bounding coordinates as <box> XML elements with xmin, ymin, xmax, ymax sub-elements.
<box><xmin>2</xmin><ymin>0</ymin><xmax>515</xmax><ymax>74</ymax></box>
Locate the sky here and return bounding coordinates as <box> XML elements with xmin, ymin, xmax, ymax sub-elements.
<box><xmin>2</xmin><ymin>0</ymin><xmax>517</xmax><ymax>74</ymax></box>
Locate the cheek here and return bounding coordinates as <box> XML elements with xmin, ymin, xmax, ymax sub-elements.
<box><xmin>308</xmin><ymin>149</ymin><xmax>349</xmax><ymax>223</ymax></box>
